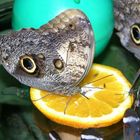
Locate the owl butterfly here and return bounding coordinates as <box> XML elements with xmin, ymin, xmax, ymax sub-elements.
<box><xmin>114</xmin><ymin>0</ymin><xmax>140</xmax><ymax>59</ymax></box>
<box><xmin>123</xmin><ymin>69</ymin><xmax>140</xmax><ymax>140</ymax></box>
<box><xmin>0</xmin><ymin>9</ymin><xmax>94</xmax><ymax>96</ymax></box>
<box><xmin>114</xmin><ymin>1</ymin><xmax>140</xmax><ymax>139</ymax></box>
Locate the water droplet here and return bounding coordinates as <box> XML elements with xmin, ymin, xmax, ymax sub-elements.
<box><xmin>74</xmin><ymin>0</ymin><xmax>80</xmax><ymax>4</ymax></box>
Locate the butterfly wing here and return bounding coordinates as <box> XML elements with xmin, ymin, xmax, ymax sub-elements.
<box><xmin>123</xmin><ymin>109</ymin><xmax>140</xmax><ymax>140</ymax></box>
<box><xmin>114</xmin><ymin>0</ymin><xmax>140</xmax><ymax>60</ymax></box>
<box><xmin>0</xmin><ymin>9</ymin><xmax>95</xmax><ymax>95</ymax></box>
<box><xmin>38</xmin><ymin>9</ymin><xmax>95</xmax><ymax>94</ymax></box>
<box><xmin>81</xmin><ymin>128</ymin><xmax>103</xmax><ymax>140</ymax></box>
<box><xmin>48</xmin><ymin>130</ymin><xmax>61</xmax><ymax>140</ymax></box>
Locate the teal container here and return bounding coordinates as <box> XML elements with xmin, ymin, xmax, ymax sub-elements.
<box><xmin>12</xmin><ymin>0</ymin><xmax>114</xmax><ymax>57</ymax></box>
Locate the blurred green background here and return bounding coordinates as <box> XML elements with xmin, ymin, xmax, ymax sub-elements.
<box><xmin>0</xmin><ymin>0</ymin><xmax>140</xmax><ymax>140</ymax></box>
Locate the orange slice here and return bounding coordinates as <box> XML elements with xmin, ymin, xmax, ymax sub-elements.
<box><xmin>30</xmin><ymin>64</ymin><xmax>133</xmax><ymax>128</ymax></box>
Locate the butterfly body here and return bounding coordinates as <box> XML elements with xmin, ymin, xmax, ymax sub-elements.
<box><xmin>114</xmin><ymin>0</ymin><xmax>140</xmax><ymax>59</ymax></box>
<box><xmin>0</xmin><ymin>9</ymin><xmax>94</xmax><ymax>95</ymax></box>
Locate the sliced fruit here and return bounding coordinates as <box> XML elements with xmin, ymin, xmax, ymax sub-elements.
<box><xmin>30</xmin><ymin>64</ymin><xmax>133</xmax><ymax>128</ymax></box>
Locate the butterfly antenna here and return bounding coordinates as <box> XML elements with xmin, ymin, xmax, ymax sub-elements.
<box><xmin>32</xmin><ymin>93</ymin><xmax>52</xmax><ymax>102</ymax></box>
<box><xmin>83</xmin><ymin>74</ymin><xmax>113</xmax><ymax>86</ymax></box>
<box><xmin>32</xmin><ymin>86</ymin><xmax>63</xmax><ymax>102</ymax></box>
<box><xmin>115</xmin><ymin>89</ymin><xmax>137</xmax><ymax>96</ymax></box>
